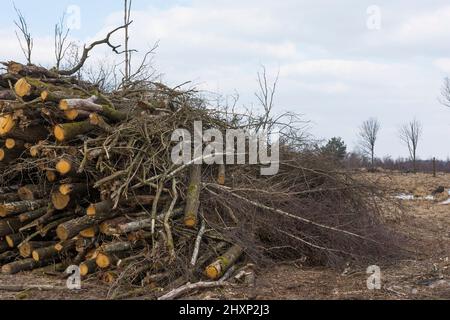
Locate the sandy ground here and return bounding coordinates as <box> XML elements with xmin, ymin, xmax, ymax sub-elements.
<box><xmin>0</xmin><ymin>172</ymin><xmax>449</xmax><ymax>300</ymax></box>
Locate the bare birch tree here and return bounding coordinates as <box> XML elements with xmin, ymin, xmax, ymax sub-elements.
<box><xmin>399</xmin><ymin>119</ymin><xmax>422</xmax><ymax>173</ymax></box>
<box><xmin>358</xmin><ymin>118</ymin><xmax>380</xmax><ymax>167</ymax></box>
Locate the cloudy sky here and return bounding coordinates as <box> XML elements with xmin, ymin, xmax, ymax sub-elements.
<box><xmin>1</xmin><ymin>0</ymin><xmax>449</xmax><ymax>159</ymax></box>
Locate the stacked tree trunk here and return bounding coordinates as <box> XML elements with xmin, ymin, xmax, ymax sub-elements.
<box><xmin>0</xmin><ymin>61</ymin><xmax>242</xmax><ymax>290</ymax></box>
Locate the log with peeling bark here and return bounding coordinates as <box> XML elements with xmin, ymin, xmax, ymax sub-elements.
<box><xmin>54</xmin><ymin>239</ymin><xmax>77</xmax><ymax>253</ymax></box>
<box><xmin>18</xmin><ymin>184</ymin><xmax>49</xmax><ymax>201</ymax></box>
<box><xmin>59</xmin><ymin>96</ymin><xmax>127</xmax><ymax>122</ymax></box>
<box><xmin>53</xmin><ymin>121</ymin><xmax>96</xmax><ymax>142</ymax></box>
<box><xmin>96</xmin><ymin>251</ymin><xmax>130</xmax><ymax>269</ymax></box>
<box><xmin>4</xmin><ymin>138</ymin><xmax>26</xmax><ymax>150</ymax></box>
<box><xmin>59</xmin><ymin>183</ymin><xmax>89</xmax><ymax>196</ymax></box>
<box><xmin>205</xmin><ymin>245</ymin><xmax>243</xmax><ymax>280</ymax></box>
<box><xmin>0</xmin><ymin>199</ymin><xmax>47</xmax><ymax>217</ymax></box>
<box><xmin>0</xmin><ymin>251</ymin><xmax>18</xmax><ymax>265</ymax></box>
<box><xmin>3</xmin><ymin>61</ymin><xmax>58</xmax><ymax>78</ymax></box>
<box><xmin>1</xmin><ymin>258</ymin><xmax>53</xmax><ymax>274</ymax></box>
<box><xmin>56</xmin><ymin>216</ymin><xmax>97</xmax><ymax>241</ymax></box>
<box><xmin>32</xmin><ymin>245</ymin><xmax>59</xmax><ymax>262</ymax></box>
<box><xmin>55</xmin><ymin>157</ymin><xmax>80</xmax><ymax>176</ymax></box>
<box><xmin>79</xmin><ymin>259</ymin><xmax>97</xmax><ymax>276</ymax></box>
<box><xmin>19</xmin><ymin>241</ymin><xmax>57</xmax><ymax>258</ymax></box>
<box><xmin>86</xmin><ymin>199</ymin><xmax>114</xmax><ymax>217</ymax></box>
<box><xmin>13</xmin><ymin>77</ymin><xmax>59</xmax><ymax>99</ymax></box>
<box><xmin>184</xmin><ymin>165</ymin><xmax>202</xmax><ymax>228</ymax></box>
<box><xmin>18</xmin><ymin>207</ymin><xmax>47</xmax><ymax>223</ymax></box>
<box><xmin>99</xmin><ymin>216</ymin><xmax>129</xmax><ymax>235</ymax></box>
<box><xmin>0</xmin><ymin>217</ymin><xmax>23</xmax><ymax>237</ymax></box>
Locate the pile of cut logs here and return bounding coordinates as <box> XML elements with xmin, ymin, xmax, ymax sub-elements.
<box><xmin>0</xmin><ymin>61</ymin><xmax>243</xmax><ymax>293</ymax></box>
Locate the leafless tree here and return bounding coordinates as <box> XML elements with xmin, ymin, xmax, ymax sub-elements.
<box><xmin>358</xmin><ymin>118</ymin><xmax>380</xmax><ymax>167</ymax></box>
<box><xmin>13</xmin><ymin>4</ymin><xmax>33</xmax><ymax>64</ymax></box>
<box><xmin>255</xmin><ymin>65</ymin><xmax>279</xmax><ymax>133</ymax></box>
<box><xmin>399</xmin><ymin>119</ymin><xmax>422</xmax><ymax>173</ymax></box>
<box><xmin>54</xmin><ymin>13</ymin><xmax>71</xmax><ymax>71</ymax></box>
<box><xmin>123</xmin><ymin>0</ymin><xmax>133</xmax><ymax>83</ymax></box>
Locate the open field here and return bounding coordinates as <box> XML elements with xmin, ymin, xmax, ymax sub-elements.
<box><xmin>0</xmin><ymin>172</ymin><xmax>448</xmax><ymax>300</ymax></box>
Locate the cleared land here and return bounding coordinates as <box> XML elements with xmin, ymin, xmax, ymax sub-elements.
<box><xmin>0</xmin><ymin>172</ymin><xmax>448</xmax><ymax>300</ymax></box>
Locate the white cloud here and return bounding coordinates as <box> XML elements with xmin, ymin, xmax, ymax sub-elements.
<box><xmin>433</xmin><ymin>58</ymin><xmax>450</xmax><ymax>73</ymax></box>
<box><xmin>1</xmin><ymin>1</ymin><xmax>449</xmax><ymax>159</ymax></box>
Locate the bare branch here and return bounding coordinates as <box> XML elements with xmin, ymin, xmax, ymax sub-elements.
<box><xmin>58</xmin><ymin>22</ymin><xmax>133</xmax><ymax>76</ymax></box>
<box><xmin>54</xmin><ymin>13</ymin><xmax>71</xmax><ymax>71</ymax></box>
<box><xmin>13</xmin><ymin>4</ymin><xmax>33</xmax><ymax>64</ymax></box>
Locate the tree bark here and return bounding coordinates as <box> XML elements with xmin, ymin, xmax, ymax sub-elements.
<box><xmin>19</xmin><ymin>241</ymin><xmax>56</xmax><ymax>258</ymax></box>
<box><xmin>205</xmin><ymin>245</ymin><xmax>243</xmax><ymax>280</ymax></box>
<box><xmin>32</xmin><ymin>245</ymin><xmax>59</xmax><ymax>262</ymax></box>
<box><xmin>1</xmin><ymin>258</ymin><xmax>53</xmax><ymax>274</ymax></box>
<box><xmin>56</xmin><ymin>216</ymin><xmax>96</xmax><ymax>241</ymax></box>
<box><xmin>0</xmin><ymin>217</ymin><xmax>22</xmax><ymax>237</ymax></box>
<box><xmin>53</xmin><ymin>121</ymin><xmax>96</xmax><ymax>142</ymax></box>
<box><xmin>0</xmin><ymin>199</ymin><xmax>47</xmax><ymax>217</ymax></box>
<box><xmin>184</xmin><ymin>164</ymin><xmax>202</xmax><ymax>228</ymax></box>
<box><xmin>18</xmin><ymin>184</ymin><xmax>49</xmax><ymax>201</ymax></box>
<box><xmin>79</xmin><ymin>259</ymin><xmax>97</xmax><ymax>276</ymax></box>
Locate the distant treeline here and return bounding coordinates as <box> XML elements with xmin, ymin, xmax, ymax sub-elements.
<box><xmin>344</xmin><ymin>153</ymin><xmax>450</xmax><ymax>173</ymax></box>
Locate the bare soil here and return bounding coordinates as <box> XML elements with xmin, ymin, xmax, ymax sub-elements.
<box><xmin>0</xmin><ymin>172</ymin><xmax>449</xmax><ymax>300</ymax></box>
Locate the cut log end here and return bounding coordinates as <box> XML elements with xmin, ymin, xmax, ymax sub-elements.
<box><xmin>89</xmin><ymin>113</ymin><xmax>102</xmax><ymax>125</ymax></box>
<box><xmin>86</xmin><ymin>204</ymin><xmax>96</xmax><ymax>216</ymax></box>
<box><xmin>65</xmin><ymin>109</ymin><xmax>79</xmax><ymax>121</ymax></box>
<box><xmin>59</xmin><ymin>99</ymin><xmax>69</xmax><ymax>111</ymax></box>
<box><xmin>59</xmin><ymin>184</ymin><xmax>73</xmax><ymax>196</ymax></box>
<box><xmin>205</xmin><ymin>266</ymin><xmax>220</xmax><ymax>280</ymax></box>
<box><xmin>5</xmin><ymin>139</ymin><xmax>15</xmax><ymax>149</ymax></box>
<box><xmin>96</xmin><ymin>253</ymin><xmax>111</xmax><ymax>269</ymax></box>
<box><xmin>56</xmin><ymin>225</ymin><xmax>69</xmax><ymax>241</ymax></box>
<box><xmin>14</xmin><ymin>78</ymin><xmax>31</xmax><ymax>97</ymax></box>
<box><xmin>102</xmin><ymin>271</ymin><xmax>117</xmax><ymax>284</ymax></box>
<box><xmin>56</xmin><ymin>159</ymin><xmax>72</xmax><ymax>175</ymax></box>
<box><xmin>79</xmin><ymin>259</ymin><xmax>97</xmax><ymax>276</ymax></box>
<box><xmin>1</xmin><ymin>265</ymin><xmax>12</xmax><ymax>274</ymax></box>
<box><xmin>0</xmin><ymin>115</ymin><xmax>15</xmax><ymax>136</ymax></box>
<box><xmin>184</xmin><ymin>216</ymin><xmax>197</xmax><ymax>228</ymax></box>
<box><xmin>19</xmin><ymin>244</ymin><xmax>31</xmax><ymax>258</ymax></box>
<box><xmin>0</xmin><ymin>149</ymin><xmax>4</xmax><ymax>162</ymax></box>
<box><xmin>5</xmin><ymin>235</ymin><xmax>15</xmax><ymax>248</ymax></box>
<box><xmin>54</xmin><ymin>125</ymin><xmax>65</xmax><ymax>142</ymax></box>
<box><xmin>40</xmin><ymin>90</ymin><xmax>49</xmax><ymax>101</ymax></box>
<box><xmin>31</xmin><ymin>251</ymin><xmax>40</xmax><ymax>261</ymax></box>
<box><xmin>51</xmin><ymin>192</ymin><xmax>70</xmax><ymax>210</ymax></box>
